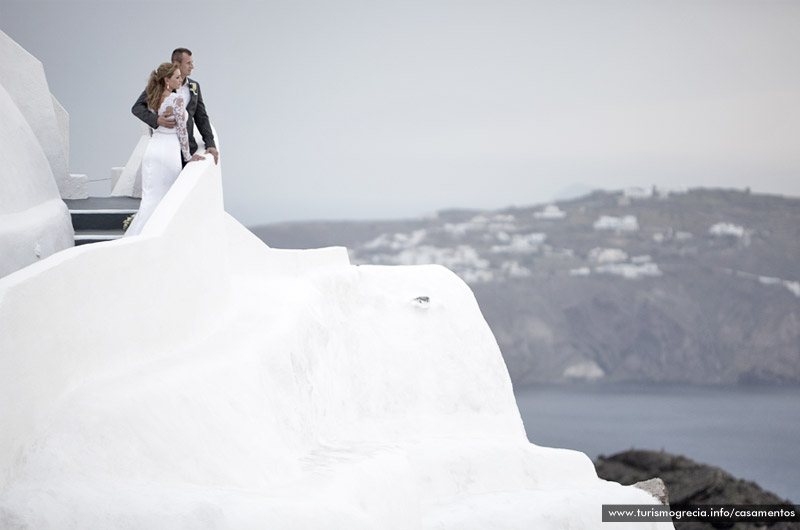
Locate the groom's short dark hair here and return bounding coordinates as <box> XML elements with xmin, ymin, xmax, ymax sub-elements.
<box><xmin>172</xmin><ymin>48</ymin><xmax>192</xmax><ymax>63</ymax></box>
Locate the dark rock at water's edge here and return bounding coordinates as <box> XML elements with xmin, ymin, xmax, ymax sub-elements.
<box><xmin>595</xmin><ymin>449</ymin><xmax>797</xmax><ymax>529</ymax></box>
<box><xmin>251</xmin><ymin>188</ymin><xmax>800</xmax><ymax>385</ymax></box>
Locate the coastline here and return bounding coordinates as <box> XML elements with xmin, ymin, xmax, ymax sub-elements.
<box><xmin>514</xmin><ymin>382</ymin><xmax>800</xmax><ymax>502</ymax></box>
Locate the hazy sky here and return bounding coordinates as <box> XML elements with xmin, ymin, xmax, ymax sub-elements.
<box><xmin>2</xmin><ymin>0</ymin><xmax>799</xmax><ymax>226</ymax></box>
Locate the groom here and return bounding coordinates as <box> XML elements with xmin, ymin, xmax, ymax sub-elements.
<box><xmin>131</xmin><ymin>47</ymin><xmax>219</xmax><ymax>165</ymax></box>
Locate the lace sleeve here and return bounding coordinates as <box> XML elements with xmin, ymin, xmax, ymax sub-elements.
<box><xmin>172</xmin><ymin>95</ymin><xmax>191</xmax><ymax>162</ymax></box>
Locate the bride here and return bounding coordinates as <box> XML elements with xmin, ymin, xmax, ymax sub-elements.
<box><xmin>125</xmin><ymin>63</ymin><xmax>204</xmax><ymax>237</ymax></box>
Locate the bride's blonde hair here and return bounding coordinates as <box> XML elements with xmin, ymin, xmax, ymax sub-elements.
<box><xmin>145</xmin><ymin>62</ymin><xmax>179</xmax><ymax>111</ymax></box>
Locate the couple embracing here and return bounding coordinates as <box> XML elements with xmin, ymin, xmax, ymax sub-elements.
<box><xmin>125</xmin><ymin>48</ymin><xmax>220</xmax><ymax>237</ymax></box>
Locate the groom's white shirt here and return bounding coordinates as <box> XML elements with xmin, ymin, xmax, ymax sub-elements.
<box><xmin>177</xmin><ymin>78</ymin><xmax>192</xmax><ymax>107</ymax></box>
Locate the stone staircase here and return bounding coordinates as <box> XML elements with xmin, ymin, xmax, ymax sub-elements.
<box><xmin>64</xmin><ymin>197</ymin><xmax>140</xmax><ymax>246</ymax></box>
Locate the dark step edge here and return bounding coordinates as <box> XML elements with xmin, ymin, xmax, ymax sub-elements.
<box><xmin>70</xmin><ymin>210</ymin><xmax>138</xmax><ymax>231</ymax></box>
<box><xmin>74</xmin><ymin>234</ymin><xmax>124</xmax><ymax>240</ymax></box>
<box><xmin>69</xmin><ymin>209</ymin><xmax>139</xmax><ymax>214</ymax></box>
<box><xmin>74</xmin><ymin>239</ymin><xmax>120</xmax><ymax>246</ymax></box>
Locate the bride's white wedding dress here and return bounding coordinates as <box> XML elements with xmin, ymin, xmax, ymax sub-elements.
<box><xmin>125</xmin><ymin>92</ymin><xmax>191</xmax><ymax>237</ymax></box>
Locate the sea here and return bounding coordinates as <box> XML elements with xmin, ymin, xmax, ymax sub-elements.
<box><xmin>514</xmin><ymin>383</ymin><xmax>800</xmax><ymax>503</ymax></box>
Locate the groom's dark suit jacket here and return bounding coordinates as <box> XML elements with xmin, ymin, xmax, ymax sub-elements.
<box><xmin>131</xmin><ymin>77</ymin><xmax>216</xmax><ymax>156</ymax></box>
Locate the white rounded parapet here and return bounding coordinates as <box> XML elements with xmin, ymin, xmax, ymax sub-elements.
<box><xmin>0</xmin><ymin>83</ymin><xmax>73</xmax><ymax>277</ymax></box>
<box><xmin>0</xmin><ymin>151</ymin><xmax>669</xmax><ymax>528</ymax></box>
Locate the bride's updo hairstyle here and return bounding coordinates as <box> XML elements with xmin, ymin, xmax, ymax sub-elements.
<box><xmin>145</xmin><ymin>62</ymin><xmax>179</xmax><ymax>111</ymax></box>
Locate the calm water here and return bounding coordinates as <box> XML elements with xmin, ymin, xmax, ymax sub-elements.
<box><xmin>514</xmin><ymin>383</ymin><xmax>800</xmax><ymax>502</ymax></box>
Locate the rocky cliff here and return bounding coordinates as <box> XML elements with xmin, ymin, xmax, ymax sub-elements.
<box><xmin>595</xmin><ymin>449</ymin><xmax>796</xmax><ymax>530</ymax></box>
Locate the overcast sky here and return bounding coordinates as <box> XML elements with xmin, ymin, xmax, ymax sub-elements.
<box><xmin>2</xmin><ymin>0</ymin><xmax>799</xmax><ymax>226</ymax></box>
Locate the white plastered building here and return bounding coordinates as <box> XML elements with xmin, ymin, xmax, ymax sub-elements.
<box><xmin>0</xmin><ymin>31</ymin><xmax>76</xmax><ymax>278</ymax></box>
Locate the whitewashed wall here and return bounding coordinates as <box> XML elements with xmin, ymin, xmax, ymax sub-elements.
<box><xmin>0</xmin><ymin>83</ymin><xmax>73</xmax><ymax>278</ymax></box>
<box><xmin>0</xmin><ymin>152</ymin><xmax>668</xmax><ymax>527</ymax></box>
<box><xmin>0</xmin><ymin>30</ymin><xmax>85</xmax><ymax>199</ymax></box>
<box><xmin>0</xmin><ymin>158</ymin><xmax>230</xmax><ymax>485</ymax></box>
